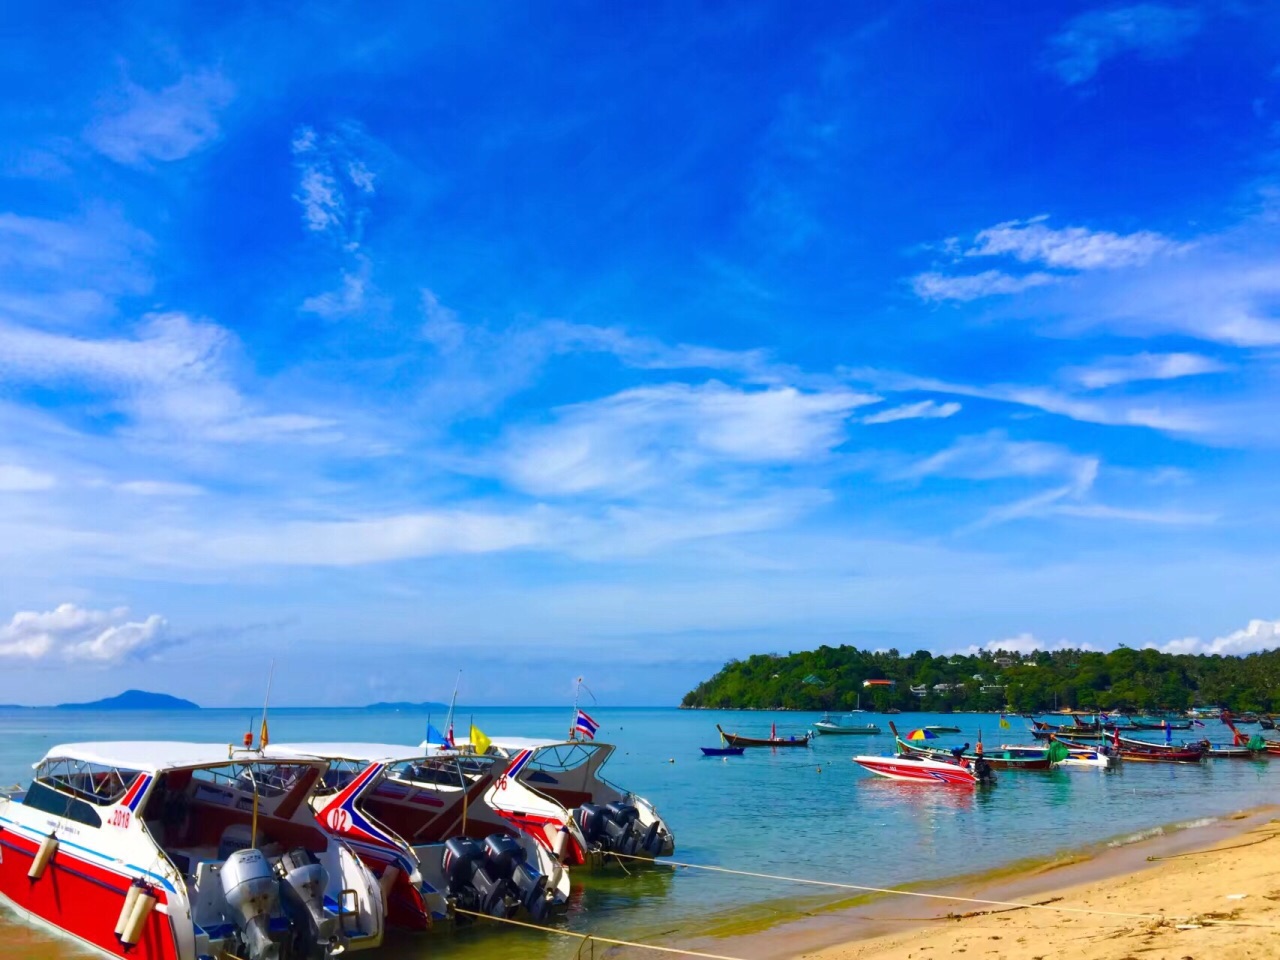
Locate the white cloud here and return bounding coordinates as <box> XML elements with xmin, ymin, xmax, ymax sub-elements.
<box><xmin>204</xmin><ymin>509</ymin><xmax>548</xmax><ymax>566</ymax></box>
<box><xmin>912</xmin><ymin>269</ymin><xmax>1055</xmax><ymax>302</ymax></box>
<box><xmin>1048</xmin><ymin>4</ymin><xmax>1202</xmax><ymax>85</ymax></box>
<box><xmin>849</xmin><ymin>368</ymin><xmax>1209</xmax><ymax>435</ymax></box>
<box><xmin>968</xmin><ymin>218</ymin><xmax>1185</xmax><ymax>270</ymax></box>
<box><xmin>495</xmin><ymin>382</ymin><xmax>876</xmax><ymax>497</ymax></box>
<box><xmin>85</xmin><ymin>69</ymin><xmax>234</xmax><ymax>166</ymax></box>
<box><xmin>116</xmin><ymin>480</ymin><xmax>203</xmax><ymax>497</ymax></box>
<box><xmin>1065</xmin><ymin>352</ymin><xmax>1229</xmax><ymax>389</ymax></box>
<box><xmin>1150</xmin><ymin>618</ymin><xmax>1280</xmax><ymax>656</ymax></box>
<box><xmin>904</xmin><ymin>433</ymin><xmax>1095</xmax><ymax>483</ymax></box>
<box><xmin>0</xmin><ymin>604</ymin><xmax>167</xmax><ymax>663</ymax></box>
<box><xmin>0</xmin><ymin>465</ymin><xmax>56</xmax><ymax>492</ymax></box>
<box><xmin>292</xmin><ymin>124</ymin><xmax>376</xmax><ymax>249</ymax></box>
<box><xmin>966</xmin><ymin>633</ymin><xmax>1096</xmax><ymax>655</ymax></box>
<box><xmin>863</xmin><ymin>400</ymin><xmax>961</xmax><ymax>425</ymax></box>
<box><xmin>0</xmin><ymin>313</ymin><xmax>337</xmax><ymax>444</ymax></box>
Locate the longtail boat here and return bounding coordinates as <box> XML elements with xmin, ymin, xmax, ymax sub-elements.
<box><xmin>889</xmin><ymin>723</ymin><xmax>1051</xmax><ymax>771</ymax></box>
<box><xmin>1030</xmin><ymin>719</ymin><xmax>1105</xmax><ymax>741</ymax></box>
<box><xmin>1065</xmin><ymin>737</ymin><xmax>1202</xmax><ymax>764</ymax></box>
<box><xmin>716</xmin><ymin>724</ymin><xmax>812</xmax><ymax>748</ymax></box>
<box><xmin>1000</xmin><ymin>741</ymin><xmax>1117</xmax><ymax>769</ymax></box>
<box><xmin>700</xmin><ymin>746</ymin><xmax>745</xmax><ymax>756</ymax></box>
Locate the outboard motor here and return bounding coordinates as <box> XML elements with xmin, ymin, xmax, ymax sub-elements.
<box><xmin>278</xmin><ymin>848</ymin><xmax>337</xmax><ymax>958</ymax></box>
<box><xmin>441</xmin><ymin>836</ymin><xmax>506</xmax><ymax>917</ymax></box>
<box><xmin>483</xmin><ymin>834</ymin><xmax>549</xmax><ymax>922</ymax></box>
<box><xmin>575</xmin><ymin>802</ymin><xmax>646</xmax><ymax>856</ymax></box>
<box><xmin>221</xmin><ymin>849</ymin><xmax>281</xmax><ymax>960</ymax></box>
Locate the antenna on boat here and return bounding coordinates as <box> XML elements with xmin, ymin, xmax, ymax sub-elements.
<box><xmin>569</xmin><ymin>676</ymin><xmax>583</xmax><ymax>740</ymax></box>
<box><xmin>444</xmin><ymin>670</ymin><xmax>461</xmax><ymax>749</ymax></box>
<box><xmin>257</xmin><ymin>659</ymin><xmax>275</xmax><ymax>751</ymax></box>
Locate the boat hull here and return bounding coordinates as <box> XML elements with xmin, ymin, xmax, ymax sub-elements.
<box><xmin>0</xmin><ymin>825</ymin><xmax>180</xmax><ymax>960</ymax></box>
<box><xmin>853</xmin><ymin>756</ymin><xmax>976</xmax><ymax>785</ymax></box>
<box><xmin>813</xmin><ymin>724</ymin><xmax>880</xmax><ymax>735</ymax></box>
<box><xmin>716</xmin><ymin>725</ymin><xmax>811</xmax><ymax>748</ymax></box>
<box><xmin>700</xmin><ymin>747</ymin><xmax>745</xmax><ymax>756</ymax></box>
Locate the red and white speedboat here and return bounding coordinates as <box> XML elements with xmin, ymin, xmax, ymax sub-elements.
<box><xmin>853</xmin><ymin>753</ymin><xmax>978</xmax><ymax>785</ymax></box>
<box><xmin>0</xmin><ymin>742</ymin><xmax>384</xmax><ymax>960</ymax></box>
<box><xmin>423</xmin><ymin>736</ymin><xmax>675</xmax><ymax>866</ymax></box>
<box><xmin>265</xmin><ymin>742</ymin><xmax>570</xmax><ymax>929</ymax></box>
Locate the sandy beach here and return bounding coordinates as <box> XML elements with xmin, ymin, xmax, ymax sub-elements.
<box><xmin>796</xmin><ymin>814</ymin><xmax>1280</xmax><ymax>960</ymax></box>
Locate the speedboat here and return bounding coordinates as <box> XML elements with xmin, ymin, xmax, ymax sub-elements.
<box><xmin>424</xmin><ymin>736</ymin><xmax>674</xmax><ymax>866</ymax></box>
<box><xmin>265</xmin><ymin>742</ymin><xmax>569</xmax><ymax>928</ymax></box>
<box><xmin>813</xmin><ymin>713</ymin><xmax>881</xmax><ymax>735</ymax></box>
<box><xmin>852</xmin><ymin>753</ymin><xmax>979</xmax><ymax>785</ymax></box>
<box><xmin>0</xmin><ymin>741</ymin><xmax>383</xmax><ymax>960</ymax></box>
<box><xmin>998</xmin><ymin>742</ymin><xmax>1118</xmax><ymax>769</ymax></box>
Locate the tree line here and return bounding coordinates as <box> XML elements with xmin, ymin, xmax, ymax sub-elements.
<box><xmin>680</xmin><ymin>644</ymin><xmax>1280</xmax><ymax>713</ymax></box>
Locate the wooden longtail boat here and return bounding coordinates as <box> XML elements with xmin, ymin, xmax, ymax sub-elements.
<box><xmin>1030</xmin><ymin>720</ymin><xmax>1105</xmax><ymax>741</ymax></box>
<box><xmin>1064</xmin><ymin>737</ymin><xmax>1203</xmax><ymax>764</ymax></box>
<box><xmin>700</xmin><ymin>746</ymin><xmax>745</xmax><ymax>756</ymax></box>
<box><xmin>716</xmin><ymin>724</ymin><xmax>812</xmax><ymax>748</ymax></box>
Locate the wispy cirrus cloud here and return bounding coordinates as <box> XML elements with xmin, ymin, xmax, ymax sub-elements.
<box><xmin>85</xmin><ymin>69</ymin><xmax>234</xmax><ymax>167</ymax></box>
<box><xmin>912</xmin><ymin>269</ymin><xmax>1055</xmax><ymax>302</ymax></box>
<box><xmin>491</xmin><ymin>381</ymin><xmax>876</xmax><ymax>498</ymax></box>
<box><xmin>0</xmin><ymin>464</ymin><xmax>56</xmax><ymax>492</ymax></box>
<box><xmin>292</xmin><ymin>124</ymin><xmax>377</xmax><ymax>248</ymax></box>
<box><xmin>967</xmin><ymin>217</ymin><xmax>1186</xmax><ymax>270</ymax></box>
<box><xmin>862</xmin><ymin>400</ymin><xmax>961</xmax><ymax>425</ymax></box>
<box><xmin>1047</xmin><ymin>4</ymin><xmax>1202</xmax><ymax>85</ymax></box>
<box><xmin>1065</xmin><ymin>352</ymin><xmax>1230</xmax><ymax>389</ymax></box>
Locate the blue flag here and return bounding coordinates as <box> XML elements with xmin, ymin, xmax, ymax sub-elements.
<box><xmin>426</xmin><ymin>723</ymin><xmax>450</xmax><ymax>745</ymax></box>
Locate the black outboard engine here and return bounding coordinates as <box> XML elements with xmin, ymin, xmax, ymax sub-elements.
<box><xmin>442</xmin><ymin>836</ymin><xmax>507</xmax><ymax>917</ymax></box>
<box><xmin>576</xmin><ymin>802</ymin><xmax>649</xmax><ymax>856</ymax></box>
<box><xmin>277</xmin><ymin>848</ymin><xmax>337</xmax><ymax>958</ymax></box>
<box><xmin>483</xmin><ymin>834</ymin><xmax>550</xmax><ymax>922</ymax></box>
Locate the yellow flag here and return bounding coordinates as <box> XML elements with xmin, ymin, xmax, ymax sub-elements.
<box><xmin>470</xmin><ymin>724</ymin><xmax>491</xmax><ymax>755</ymax></box>
<box><xmin>999</xmin><ymin>715</ymin><xmax>1010</xmax><ymax>730</ymax></box>
<box><xmin>260</xmin><ymin>717</ymin><xmax>270</xmax><ymax>748</ymax></box>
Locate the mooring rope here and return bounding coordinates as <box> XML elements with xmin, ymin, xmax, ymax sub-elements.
<box><xmin>452</xmin><ymin>908</ymin><xmax>752</xmax><ymax>958</ymax></box>
<box><xmin>606</xmin><ymin>852</ymin><xmax>1280</xmax><ymax>929</ymax></box>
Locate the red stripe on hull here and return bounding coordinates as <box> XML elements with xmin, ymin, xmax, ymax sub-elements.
<box><xmin>0</xmin><ymin>828</ymin><xmax>180</xmax><ymax>960</ymax></box>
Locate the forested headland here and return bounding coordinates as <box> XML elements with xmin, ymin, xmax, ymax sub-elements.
<box><xmin>681</xmin><ymin>645</ymin><xmax>1280</xmax><ymax>713</ymax></box>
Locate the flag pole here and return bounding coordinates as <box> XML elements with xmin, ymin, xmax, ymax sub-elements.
<box><xmin>569</xmin><ymin>676</ymin><xmax>582</xmax><ymax>741</ymax></box>
<box><xmin>444</xmin><ymin>670</ymin><xmax>461</xmax><ymax>749</ymax></box>
<box><xmin>258</xmin><ymin>659</ymin><xmax>275</xmax><ymax>750</ymax></box>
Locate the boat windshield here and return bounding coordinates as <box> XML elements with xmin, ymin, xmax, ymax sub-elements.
<box><xmin>34</xmin><ymin>758</ymin><xmax>146</xmax><ymax>806</ymax></box>
<box><xmin>523</xmin><ymin>743</ymin><xmax>602</xmax><ymax>774</ymax></box>
<box><xmin>193</xmin><ymin>761</ymin><xmax>314</xmax><ymax>800</ymax></box>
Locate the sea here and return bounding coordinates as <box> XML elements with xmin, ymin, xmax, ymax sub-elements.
<box><xmin>1</xmin><ymin>706</ymin><xmax>1276</xmax><ymax>959</ymax></box>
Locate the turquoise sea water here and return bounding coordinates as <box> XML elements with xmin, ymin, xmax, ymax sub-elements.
<box><xmin>1</xmin><ymin>706</ymin><xmax>1276</xmax><ymax>959</ymax></box>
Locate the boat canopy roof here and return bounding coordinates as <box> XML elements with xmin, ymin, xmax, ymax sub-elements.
<box><xmin>420</xmin><ymin>735</ymin><xmax>600</xmax><ymax>754</ymax></box>
<box><xmin>37</xmin><ymin>742</ymin><xmax>323</xmax><ymax>774</ymax></box>
<box><xmin>265</xmin><ymin>742</ymin><xmax>428</xmax><ymax>764</ymax></box>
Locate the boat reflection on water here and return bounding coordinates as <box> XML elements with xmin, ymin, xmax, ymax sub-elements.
<box><xmin>856</xmin><ymin>775</ymin><xmax>976</xmax><ymax>814</ymax></box>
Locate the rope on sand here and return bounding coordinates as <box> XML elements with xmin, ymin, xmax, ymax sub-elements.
<box><xmin>606</xmin><ymin>852</ymin><xmax>1280</xmax><ymax>929</ymax></box>
<box><xmin>452</xmin><ymin>908</ymin><xmax>752</xmax><ymax>959</ymax></box>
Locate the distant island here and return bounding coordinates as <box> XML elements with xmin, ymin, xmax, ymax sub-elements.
<box><xmin>682</xmin><ymin>645</ymin><xmax>1280</xmax><ymax>714</ymax></box>
<box><xmin>56</xmin><ymin>689</ymin><xmax>200</xmax><ymax>711</ymax></box>
<box><xmin>364</xmin><ymin>700</ymin><xmax>449</xmax><ymax>712</ymax></box>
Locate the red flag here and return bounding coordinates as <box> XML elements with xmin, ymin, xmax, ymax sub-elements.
<box><xmin>770</xmin><ymin>722</ymin><xmax>777</xmax><ymax>740</ymax></box>
<box><xmin>1112</xmin><ymin>726</ymin><xmax>1120</xmax><ymax>749</ymax></box>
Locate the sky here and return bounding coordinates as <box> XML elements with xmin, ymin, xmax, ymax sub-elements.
<box><xmin>1</xmin><ymin>2</ymin><xmax>1279</xmax><ymax>707</ymax></box>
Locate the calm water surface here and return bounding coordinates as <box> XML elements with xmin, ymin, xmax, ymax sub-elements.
<box><xmin>1</xmin><ymin>707</ymin><xmax>1275</xmax><ymax>959</ymax></box>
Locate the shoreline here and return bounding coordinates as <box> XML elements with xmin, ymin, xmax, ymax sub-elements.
<box><xmin>672</xmin><ymin>804</ymin><xmax>1279</xmax><ymax>959</ymax></box>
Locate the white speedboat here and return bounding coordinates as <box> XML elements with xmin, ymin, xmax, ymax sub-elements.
<box><xmin>424</xmin><ymin>736</ymin><xmax>674</xmax><ymax>865</ymax></box>
<box><xmin>0</xmin><ymin>742</ymin><xmax>383</xmax><ymax>960</ymax></box>
<box><xmin>853</xmin><ymin>753</ymin><xmax>979</xmax><ymax>785</ymax></box>
<box><xmin>998</xmin><ymin>742</ymin><xmax>1119</xmax><ymax>769</ymax></box>
<box><xmin>266</xmin><ymin>742</ymin><xmax>570</xmax><ymax>929</ymax></box>
<box><xmin>813</xmin><ymin>713</ymin><xmax>881</xmax><ymax>735</ymax></box>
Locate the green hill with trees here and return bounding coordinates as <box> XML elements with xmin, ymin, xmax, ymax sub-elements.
<box><xmin>681</xmin><ymin>645</ymin><xmax>1280</xmax><ymax>713</ymax></box>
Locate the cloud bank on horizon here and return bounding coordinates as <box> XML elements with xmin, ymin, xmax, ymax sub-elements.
<box><xmin>1</xmin><ymin>2</ymin><xmax>1278</xmax><ymax>706</ymax></box>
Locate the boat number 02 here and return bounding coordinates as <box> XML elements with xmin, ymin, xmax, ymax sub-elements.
<box><xmin>326</xmin><ymin>808</ymin><xmax>352</xmax><ymax>832</ymax></box>
<box><xmin>108</xmin><ymin>809</ymin><xmax>131</xmax><ymax>829</ymax></box>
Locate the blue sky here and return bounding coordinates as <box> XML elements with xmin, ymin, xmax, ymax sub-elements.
<box><xmin>2</xmin><ymin>2</ymin><xmax>1279</xmax><ymax>706</ymax></box>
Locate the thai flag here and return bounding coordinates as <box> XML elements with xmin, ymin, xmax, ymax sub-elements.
<box><xmin>574</xmin><ymin>708</ymin><xmax>599</xmax><ymax>740</ymax></box>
